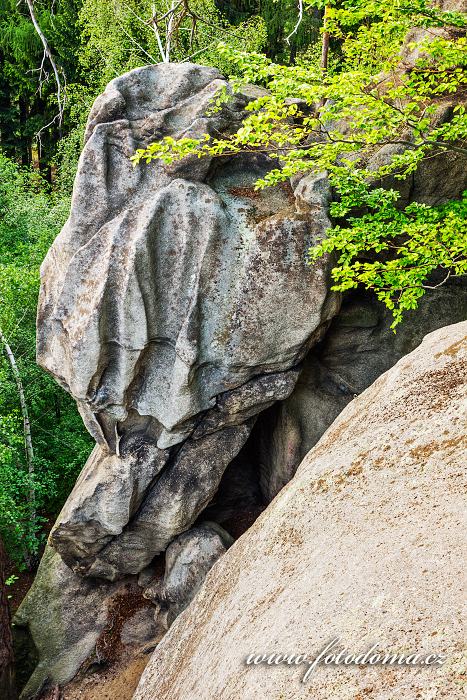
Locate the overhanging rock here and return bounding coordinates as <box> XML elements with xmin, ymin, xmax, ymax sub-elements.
<box><xmin>37</xmin><ymin>63</ymin><xmax>339</xmax><ymax>578</ymax></box>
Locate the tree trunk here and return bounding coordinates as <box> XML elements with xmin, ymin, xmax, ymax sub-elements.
<box><xmin>320</xmin><ymin>5</ymin><xmax>330</xmax><ymax>72</ymax></box>
<box><xmin>0</xmin><ymin>328</ymin><xmax>36</xmax><ymax>568</ymax></box>
<box><xmin>0</xmin><ymin>537</ymin><xmax>17</xmax><ymax>700</ymax></box>
<box><xmin>19</xmin><ymin>98</ymin><xmax>31</xmax><ymax>166</ymax></box>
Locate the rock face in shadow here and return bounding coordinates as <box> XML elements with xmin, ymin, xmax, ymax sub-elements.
<box><xmin>143</xmin><ymin>522</ymin><xmax>233</xmax><ymax>634</ymax></box>
<box><xmin>258</xmin><ymin>281</ymin><xmax>467</xmax><ymax>500</ymax></box>
<box><xmin>79</xmin><ymin>422</ymin><xmax>251</xmax><ymax>580</ymax></box>
<box><xmin>36</xmin><ymin>63</ymin><xmax>339</xmax><ymax>579</ymax></box>
<box><xmin>134</xmin><ymin>321</ymin><xmax>467</xmax><ymax>700</ymax></box>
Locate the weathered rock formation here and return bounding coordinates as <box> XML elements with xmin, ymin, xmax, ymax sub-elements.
<box><xmin>37</xmin><ymin>62</ymin><xmax>339</xmax><ymax>580</ymax></box>
<box><xmin>134</xmin><ymin>321</ymin><xmax>467</xmax><ymax>700</ymax></box>
<box><xmin>14</xmin><ymin>62</ymin><xmax>341</xmax><ymax>698</ymax></box>
<box><xmin>257</xmin><ymin>281</ymin><xmax>467</xmax><ymax>500</ymax></box>
<box><xmin>13</xmin><ymin>546</ymin><xmax>123</xmax><ymax>699</ymax></box>
<box><xmin>143</xmin><ymin>522</ymin><xmax>233</xmax><ymax>634</ymax></box>
<box><xmin>15</xmin><ymin>59</ymin><xmax>466</xmax><ymax>699</ymax></box>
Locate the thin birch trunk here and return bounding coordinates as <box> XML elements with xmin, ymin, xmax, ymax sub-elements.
<box><xmin>0</xmin><ymin>328</ymin><xmax>35</xmax><ymax>516</ymax></box>
<box><xmin>320</xmin><ymin>5</ymin><xmax>331</xmax><ymax>72</ymax></box>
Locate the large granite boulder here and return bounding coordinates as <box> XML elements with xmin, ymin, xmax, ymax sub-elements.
<box><xmin>134</xmin><ymin>321</ymin><xmax>467</xmax><ymax>700</ymax></box>
<box><xmin>37</xmin><ymin>63</ymin><xmax>339</xmax><ymax>578</ymax></box>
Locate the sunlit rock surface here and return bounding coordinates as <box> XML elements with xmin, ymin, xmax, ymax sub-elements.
<box><xmin>37</xmin><ymin>63</ymin><xmax>338</xmax><ymax>577</ymax></box>
<box><xmin>134</xmin><ymin>321</ymin><xmax>467</xmax><ymax>700</ymax></box>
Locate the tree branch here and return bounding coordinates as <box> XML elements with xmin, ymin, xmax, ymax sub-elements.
<box><xmin>286</xmin><ymin>0</ymin><xmax>304</xmax><ymax>45</ymax></box>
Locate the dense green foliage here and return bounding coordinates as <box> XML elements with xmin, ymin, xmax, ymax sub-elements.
<box><xmin>0</xmin><ymin>0</ymin><xmax>465</xmax><ymax>563</ymax></box>
<box><xmin>0</xmin><ymin>155</ymin><xmax>93</xmax><ymax>566</ymax></box>
<box><xmin>0</xmin><ymin>0</ymin><xmax>82</xmax><ymax>170</ymax></box>
<box><xmin>312</xmin><ymin>188</ymin><xmax>467</xmax><ymax>328</ymax></box>
<box><xmin>79</xmin><ymin>0</ymin><xmax>267</xmax><ymax>82</ymax></box>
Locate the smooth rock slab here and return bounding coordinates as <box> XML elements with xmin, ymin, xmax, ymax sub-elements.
<box><xmin>134</xmin><ymin>321</ymin><xmax>467</xmax><ymax>700</ymax></box>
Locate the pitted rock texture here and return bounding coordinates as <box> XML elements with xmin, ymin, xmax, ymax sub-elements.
<box><xmin>133</xmin><ymin>321</ymin><xmax>467</xmax><ymax>700</ymax></box>
<box><xmin>38</xmin><ymin>63</ymin><xmax>337</xmax><ymax>452</ymax></box>
<box><xmin>37</xmin><ymin>62</ymin><xmax>338</xmax><ymax>578</ymax></box>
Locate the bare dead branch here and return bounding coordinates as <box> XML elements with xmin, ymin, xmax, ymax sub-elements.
<box><xmin>165</xmin><ymin>0</ymin><xmax>178</xmax><ymax>61</ymax></box>
<box><xmin>286</xmin><ymin>0</ymin><xmax>304</xmax><ymax>45</ymax></box>
<box><xmin>421</xmin><ymin>271</ymin><xmax>453</xmax><ymax>289</ymax></box>
<box><xmin>150</xmin><ymin>2</ymin><xmax>170</xmax><ymax>62</ymax></box>
<box><xmin>24</xmin><ymin>0</ymin><xmax>65</xmax><ymax>130</ymax></box>
<box><xmin>151</xmin><ymin>0</ymin><xmax>182</xmax><ymax>25</ymax></box>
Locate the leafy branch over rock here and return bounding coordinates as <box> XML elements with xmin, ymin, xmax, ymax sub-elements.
<box><xmin>133</xmin><ymin>0</ymin><xmax>467</xmax><ymax>328</ymax></box>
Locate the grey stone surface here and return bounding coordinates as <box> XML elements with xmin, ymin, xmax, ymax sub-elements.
<box><xmin>120</xmin><ymin>607</ymin><xmax>160</xmax><ymax>651</ymax></box>
<box><xmin>134</xmin><ymin>321</ymin><xmax>467</xmax><ymax>700</ymax></box>
<box><xmin>143</xmin><ymin>522</ymin><xmax>233</xmax><ymax>633</ymax></box>
<box><xmin>37</xmin><ymin>63</ymin><xmax>338</xmax><ymax>453</ymax></box>
<box><xmin>52</xmin><ymin>441</ymin><xmax>169</xmax><ymax>570</ymax></box>
<box><xmin>77</xmin><ymin>422</ymin><xmax>252</xmax><ymax>580</ymax></box>
<box><xmin>37</xmin><ymin>63</ymin><xmax>338</xmax><ymax>578</ymax></box>
<box><xmin>23</xmin><ymin>58</ymin><xmax>467</xmax><ymax>700</ymax></box>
